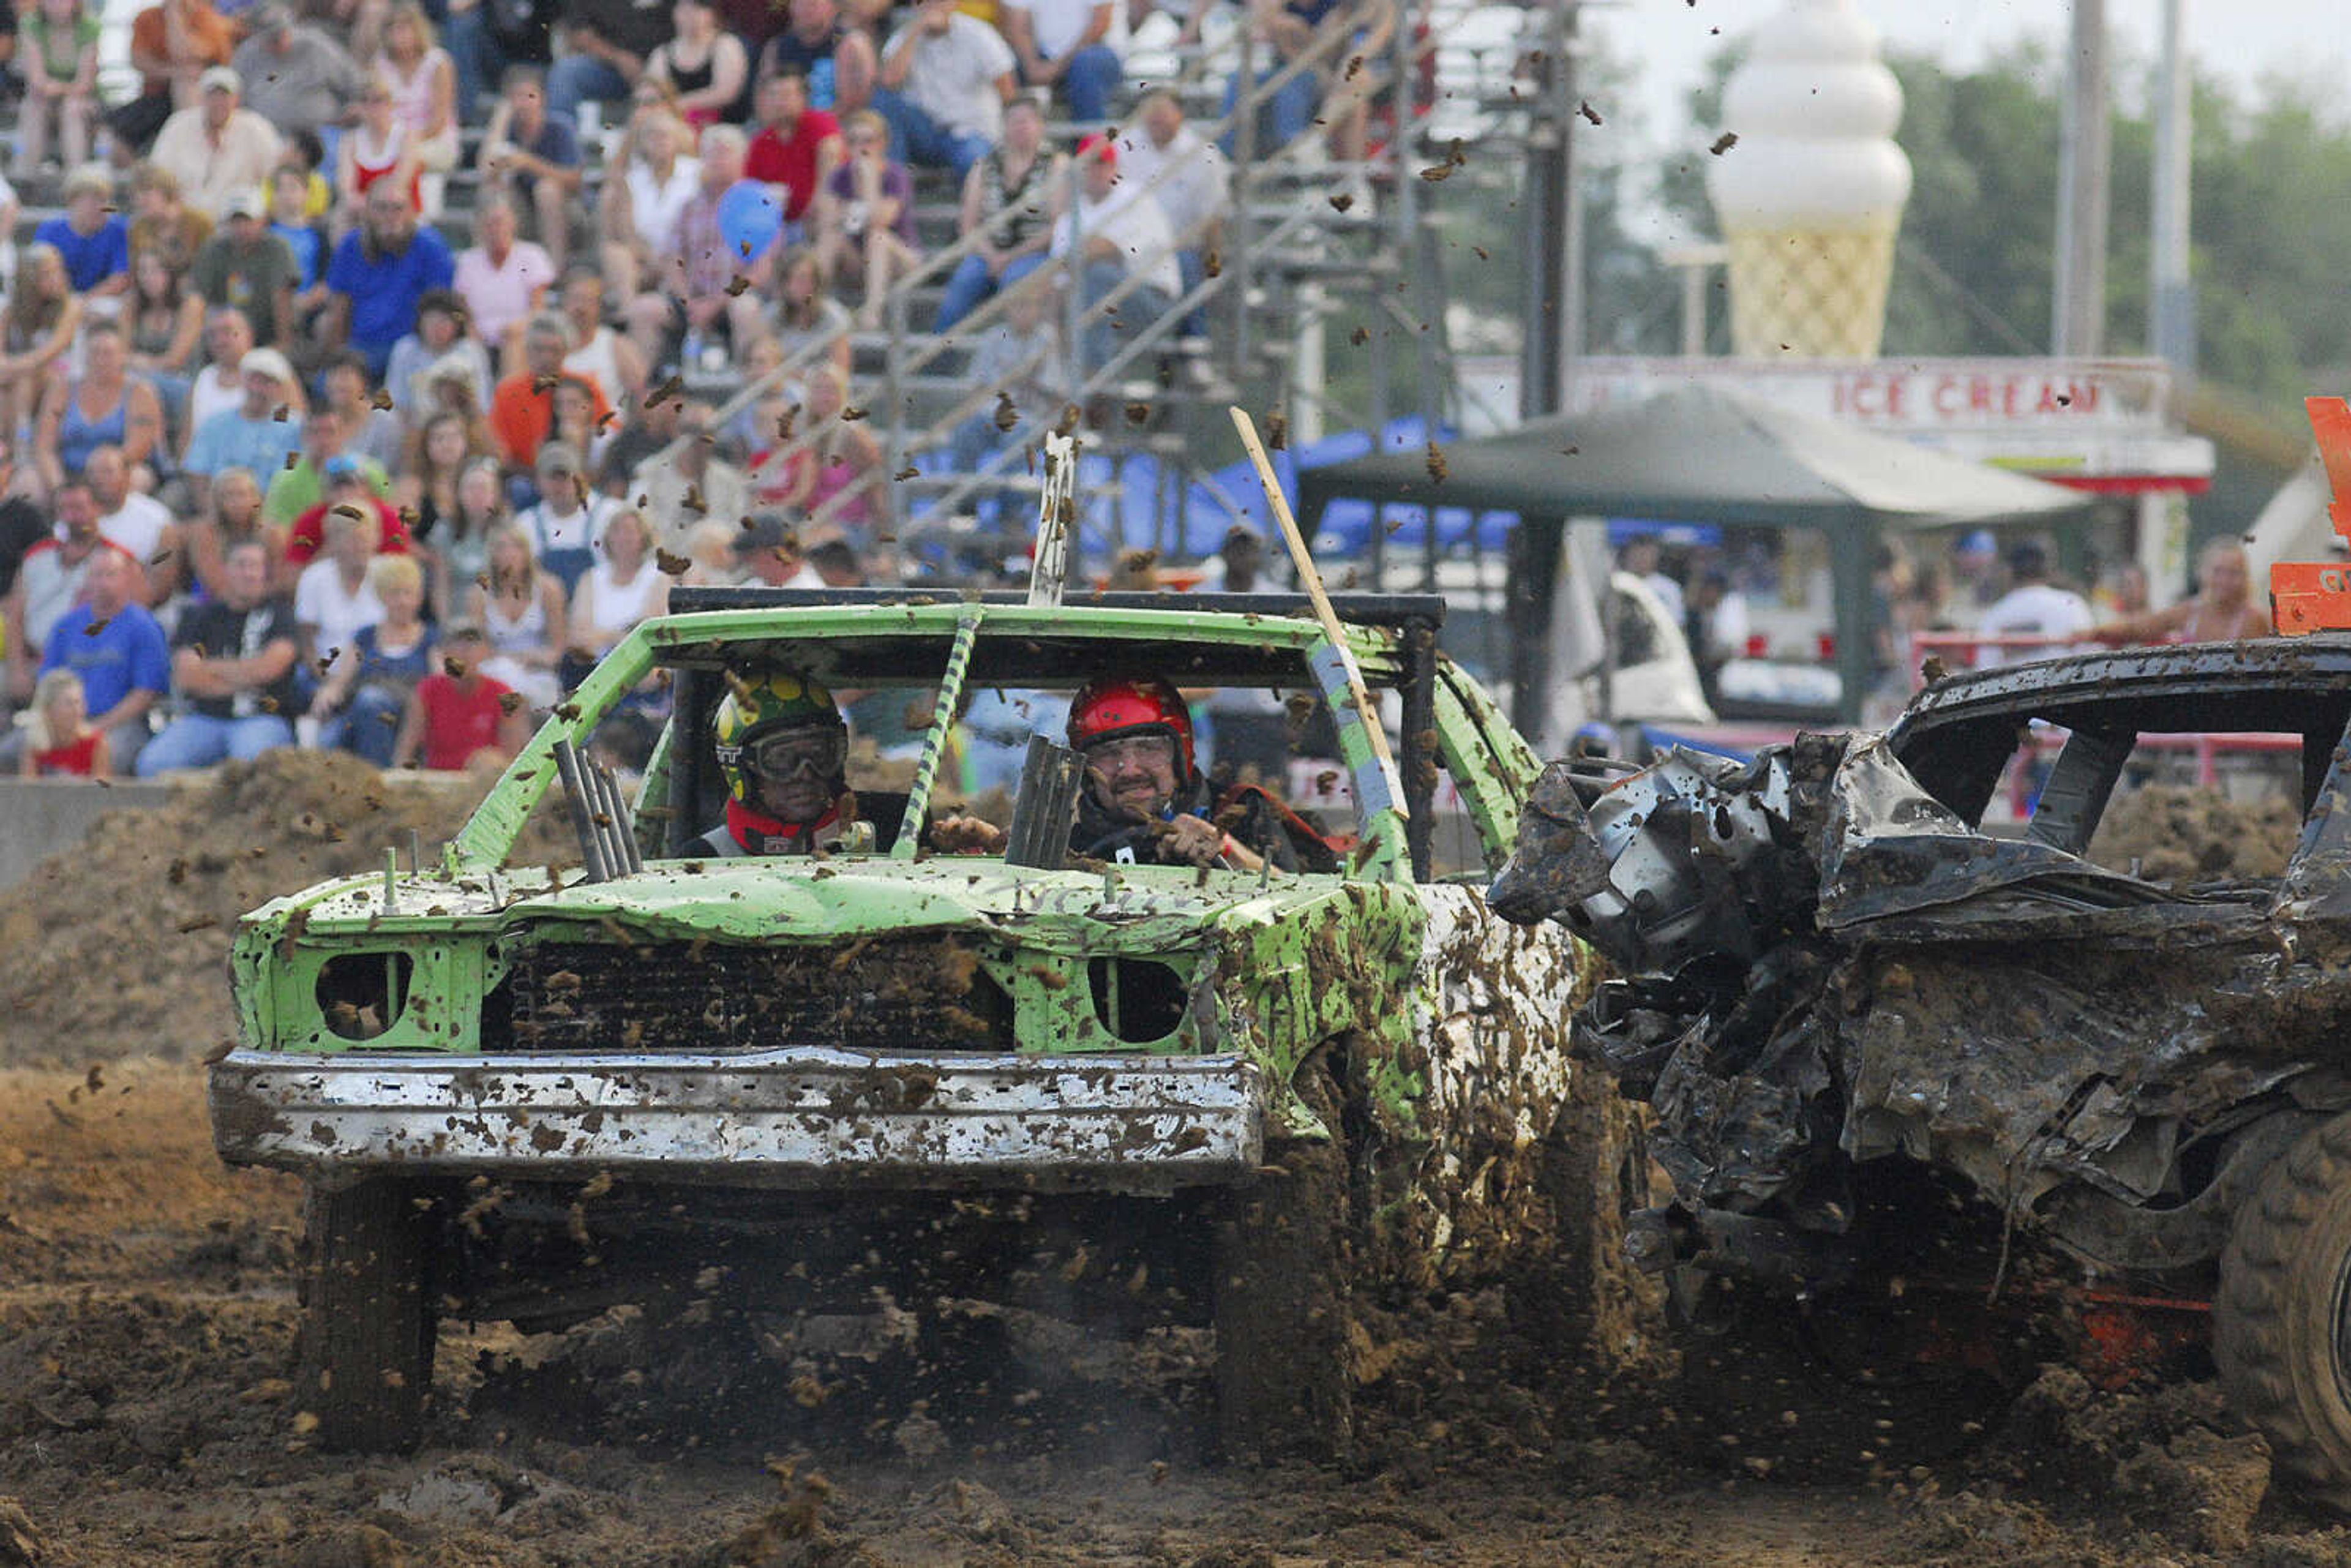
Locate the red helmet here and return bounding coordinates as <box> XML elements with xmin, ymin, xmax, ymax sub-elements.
<box><xmin>1068</xmin><ymin>675</ymin><xmax>1194</xmax><ymax>776</ymax></box>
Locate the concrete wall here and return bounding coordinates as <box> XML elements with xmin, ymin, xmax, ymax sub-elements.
<box><xmin>0</xmin><ymin>778</ymin><xmax>176</xmax><ymax>891</ymax></box>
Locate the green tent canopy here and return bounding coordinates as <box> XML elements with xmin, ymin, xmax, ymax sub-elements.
<box><xmin>1294</xmin><ymin>385</ymin><xmax>2101</xmax><ymax>724</ymax></box>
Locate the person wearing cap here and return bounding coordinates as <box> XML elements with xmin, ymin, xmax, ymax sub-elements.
<box><xmin>1975</xmin><ymin>539</ymin><xmax>2096</xmax><ymax>670</ymax></box>
<box><xmin>872</xmin><ymin>0</ymin><xmax>1016</xmax><ymax>181</ymax></box>
<box><xmin>182</xmin><ymin>347</ymin><xmax>304</xmax><ymax>512</ymax></box>
<box><xmin>30</xmin><ymin>163</ymin><xmax>130</xmax><ymax>296</ymax></box>
<box><xmin>323</xmin><ymin>176</ymin><xmax>456</xmax><ymax>382</ymax></box>
<box><xmin>228</xmin><ymin>1</ymin><xmax>361</xmax><ymax>148</ymax></box>
<box><xmin>514</xmin><ymin>438</ymin><xmax>617</xmax><ymax>594</ymax></box>
<box><xmin>189</xmin><ymin>187</ymin><xmax>299</xmax><ymax>349</ymax></box>
<box><xmin>1048</xmin><ymin>132</ymin><xmax>1180</xmax><ymax>376</ymax></box>
<box><xmin>150</xmin><ymin>65</ymin><xmax>283</xmax><ymax>221</ymax></box>
<box><xmin>285</xmin><ymin>452</ymin><xmax>411</xmax><ymax>568</ymax></box>
<box><xmin>732</xmin><ymin>513</ymin><xmax>828</xmax><ymax>589</ymax></box>
<box><xmin>265</xmin><ymin>405</ymin><xmax>384</xmax><ymax>531</ymax></box>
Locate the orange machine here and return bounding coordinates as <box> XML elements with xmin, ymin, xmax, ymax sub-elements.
<box><xmin>2271</xmin><ymin>395</ymin><xmax>2351</xmax><ymax>635</ymax></box>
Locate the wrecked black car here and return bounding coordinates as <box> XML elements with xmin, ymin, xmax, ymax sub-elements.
<box><xmin>1493</xmin><ymin>637</ymin><xmax>2351</xmax><ymax>1507</ymax></box>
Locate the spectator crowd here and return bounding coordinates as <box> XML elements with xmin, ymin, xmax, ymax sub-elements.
<box><xmin>0</xmin><ymin>0</ymin><xmax>1401</xmax><ymax>778</ymax></box>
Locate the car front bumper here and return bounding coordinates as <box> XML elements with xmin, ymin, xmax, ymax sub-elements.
<box><xmin>209</xmin><ymin>1047</ymin><xmax>1267</xmax><ymax>1193</ymax></box>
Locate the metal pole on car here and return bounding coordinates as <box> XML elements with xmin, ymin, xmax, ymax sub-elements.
<box><xmin>1229</xmin><ymin>407</ymin><xmax>1407</xmax><ymax>820</ymax></box>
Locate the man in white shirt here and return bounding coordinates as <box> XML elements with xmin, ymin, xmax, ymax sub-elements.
<box><xmin>1114</xmin><ymin>88</ymin><xmax>1227</xmax><ymax>332</ymax></box>
<box><xmin>1977</xmin><ymin>539</ymin><xmax>2095</xmax><ymax>669</ymax></box>
<box><xmin>84</xmin><ymin>445</ymin><xmax>178</xmax><ymax>599</ymax></box>
<box><xmin>1049</xmin><ymin>133</ymin><xmax>1180</xmax><ymax>375</ymax></box>
<box><xmin>1000</xmin><ymin>0</ymin><xmax>1119</xmax><ymax>124</ymax></box>
<box><xmin>873</xmin><ymin>0</ymin><xmax>1016</xmax><ymax>179</ymax></box>
<box><xmin>149</xmin><ymin>67</ymin><xmax>284</xmax><ymax>222</ymax></box>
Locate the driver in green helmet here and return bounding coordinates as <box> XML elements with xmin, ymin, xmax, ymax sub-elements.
<box><xmin>699</xmin><ymin>669</ymin><xmax>1002</xmax><ymax>857</ymax></box>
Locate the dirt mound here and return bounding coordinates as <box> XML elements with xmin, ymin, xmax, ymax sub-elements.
<box><xmin>2087</xmin><ymin>783</ymin><xmax>2301</xmax><ymax>883</ymax></box>
<box><xmin>0</xmin><ymin>751</ymin><xmax>574</xmax><ymax>1068</ymax></box>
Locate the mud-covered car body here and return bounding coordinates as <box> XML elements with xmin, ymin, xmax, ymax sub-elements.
<box><xmin>1492</xmin><ymin>635</ymin><xmax>2351</xmax><ymax>1499</ymax></box>
<box><xmin>209</xmin><ymin>588</ymin><xmax>1605</xmax><ymax>1453</ymax></box>
<box><xmin>1500</xmin><ymin>637</ymin><xmax>2351</xmax><ymax>1285</ymax></box>
<box><xmin>1485</xmin><ymin>644</ymin><xmax>2351</xmax><ymax>1504</ymax></box>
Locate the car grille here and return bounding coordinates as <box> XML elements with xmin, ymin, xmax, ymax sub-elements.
<box><xmin>487</xmin><ymin>936</ymin><xmax>1016</xmax><ymax>1054</ymax></box>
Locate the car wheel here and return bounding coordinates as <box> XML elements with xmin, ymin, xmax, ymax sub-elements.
<box><xmin>2215</xmin><ymin>1110</ymin><xmax>2351</xmax><ymax>1514</ymax></box>
<box><xmin>1212</xmin><ymin>1054</ymin><xmax>1354</xmax><ymax>1465</ymax></box>
<box><xmin>298</xmin><ymin>1177</ymin><xmax>440</xmax><ymax>1453</ymax></box>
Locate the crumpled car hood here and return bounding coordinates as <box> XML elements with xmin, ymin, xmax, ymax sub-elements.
<box><xmin>1815</xmin><ymin>737</ymin><xmax>2178</xmax><ymax>931</ymax></box>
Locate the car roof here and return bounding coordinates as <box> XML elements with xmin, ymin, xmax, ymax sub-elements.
<box><xmin>1888</xmin><ymin>636</ymin><xmax>2351</xmax><ymax>822</ymax></box>
<box><xmin>645</xmin><ymin>589</ymin><xmax>1450</xmax><ymax>689</ymax></box>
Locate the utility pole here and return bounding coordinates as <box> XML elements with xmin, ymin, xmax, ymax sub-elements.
<box><xmin>1519</xmin><ymin>1</ymin><xmax>1580</xmax><ymax>418</ymax></box>
<box><xmin>2052</xmin><ymin>0</ymin><xmax>2110</xmax><ymax>356</ymax></box>
<box><xmin>2149</xmin><ymin>0</ymin><xmax>2194</xmax><ymax>373</ymax></box>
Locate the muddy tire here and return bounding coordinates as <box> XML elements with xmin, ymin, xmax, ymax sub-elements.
<box><xmin>1213</xmin><ymin>1044</ymin><xmax>1357</xmax><ymax>1467</ymax></box>
<box><xmin>2215</xmin><ymin>1111</ymin><xmax>2351</xmax><ymax>1514</ymax></box>
<box><xmin>299</xmin><ymin>1178</ymin><xmax>439</xmax><ymax>1452</ymax></box>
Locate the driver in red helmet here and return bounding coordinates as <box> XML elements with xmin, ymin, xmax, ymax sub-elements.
<box><xmin>1067</xmin><ymin>675</ymin><xmax>1283</xmax><ymax>872</ymax></box>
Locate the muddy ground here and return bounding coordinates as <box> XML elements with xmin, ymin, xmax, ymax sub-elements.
<box><xmin>6</xmin><ymin>758</ymin><xmax>2351</xmax><ymax>1566</ymax></box>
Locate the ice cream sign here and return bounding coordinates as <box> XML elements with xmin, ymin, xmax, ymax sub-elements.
<box><xmin>1824</xmin><ymin>362</ymin><xmax>2171</xmax><ymax>429</ymax></box>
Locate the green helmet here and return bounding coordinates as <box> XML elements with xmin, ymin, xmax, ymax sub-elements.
<box><xmin>713</xmin><ymin>670</ymin><xmax>846</xmax><ymax>804</ymax></box>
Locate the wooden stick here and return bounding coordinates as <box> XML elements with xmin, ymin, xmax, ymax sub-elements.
<box><xmin>1227</xmin><ymin>407</ymin><xmax>1408</xmax><ymax>820</ymax></box>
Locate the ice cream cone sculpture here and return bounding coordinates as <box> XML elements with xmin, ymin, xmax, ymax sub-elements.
<box><xmin>1706</xmin><ymin>0</ymin><xmax>1913</xmax><ymax>359</ymax></box>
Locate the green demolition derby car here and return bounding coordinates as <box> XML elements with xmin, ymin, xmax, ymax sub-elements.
<box><xmin>208</xmin><ymin>587</ymin><xmax>1625</xmax><ymax>1456</ymax></box>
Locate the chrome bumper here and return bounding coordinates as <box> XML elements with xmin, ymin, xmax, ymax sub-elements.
<box><xmin>208</xmin><ymin>1047</ymin><xmax>1266</xmax><ymax>1193</ymax></box>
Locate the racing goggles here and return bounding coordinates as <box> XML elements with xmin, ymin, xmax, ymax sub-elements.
<box><xmin>743</xmin><ymin>726</ymin><xmax>847</xmax><ymax>781</ymax></box>
<box><xmin>1081</xmin><ymin>731</ymin><xmax>1178</xmax><ymax>772</ymax></box>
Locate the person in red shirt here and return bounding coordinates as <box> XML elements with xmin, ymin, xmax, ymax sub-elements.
<box><xmin>744</xmin><ymin>67</ymin><xmax>844</xmax><ymax>231</ymax></box>
<box><xmin>17</xmin><ymin>669</ymin><xmax>110</xmax><ymax>778</ymax></box>
<box><xmin>394</xmin><ymin>620</ymin><xmax>528</xmax><ymax>770</ymax></box>
<box><xmin>283</xmin><ymin>458</ymin><xmax>413</xmax><ymax>567</ymax></box>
